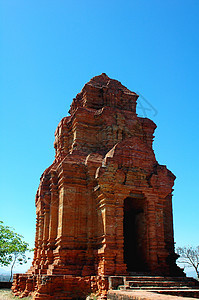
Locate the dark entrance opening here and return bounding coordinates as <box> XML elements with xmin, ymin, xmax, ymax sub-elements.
<box><xmin>123</xmin><ymin>196</ymin><xmax>147</xmax><ymax>272</ymax></box>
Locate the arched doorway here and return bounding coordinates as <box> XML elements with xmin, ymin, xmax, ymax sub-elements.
<box><xmin>123</xmin><ymin>196</ymin><xmax>147</xmax><ymax>272</ymax></box>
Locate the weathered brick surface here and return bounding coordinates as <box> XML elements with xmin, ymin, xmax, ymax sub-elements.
<box><xmin>13</xmin><ymin>74</ymin><xmax>183</xmax><ymax>299</ymax></box>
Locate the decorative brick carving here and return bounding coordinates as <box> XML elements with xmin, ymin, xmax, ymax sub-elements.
<box><xmin>12</xmin><ymin>74</ymin><xmax>183</xmax><ymax>299</ymax></box>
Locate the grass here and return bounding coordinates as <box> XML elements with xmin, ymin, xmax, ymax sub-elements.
<box><xmin>0</xmin><ymin>289</ymin><xmax>33</xmax><ymax>300</ymax></box>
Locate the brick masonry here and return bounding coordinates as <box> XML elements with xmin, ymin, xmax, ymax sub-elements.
<box><xmin>12</xmin><ymin>74</ymin><xmax>183</xmax><ymax>299</ymax></box>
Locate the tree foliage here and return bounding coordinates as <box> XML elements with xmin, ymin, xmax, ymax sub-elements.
<box><xmin>177</xmin><ymin>246</ymin><xmax>199</xmax><ymax>280</ymax></box>
<box><xmin>0</xmin><ymin>221</ymin><xmax>31</xmax><ymax>281</ymax></box>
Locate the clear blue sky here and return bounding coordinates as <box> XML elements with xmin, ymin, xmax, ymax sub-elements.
<box><xmin>0</xmin><ymin>0</ymin><xmax>199</xmax><ymax>273</ymax></box>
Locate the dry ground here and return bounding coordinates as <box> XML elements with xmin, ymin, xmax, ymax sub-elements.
<box><xmin>0</xmin><ymin>289</ymin><xmax>32</xmax><ymax>300</ymax></box>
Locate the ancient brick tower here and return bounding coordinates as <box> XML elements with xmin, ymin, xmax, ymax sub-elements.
<box><xmin>12</xmin><ymin>74</ymin><xmax>183</xmax><ymax>299</ymax></box>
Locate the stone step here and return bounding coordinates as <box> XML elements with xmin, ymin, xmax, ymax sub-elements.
<box><xmin>124</xmin><ymin>286</ymin><xmax>199</xmax><ymax>291</ymax></box>
<box><xmin>109</xmin><ymin>275</ymin><xmax>199</xmax><ymax>292</ymax></box>
<box><xmin>126</xmin><ymin>280</ymin><xmax>198</xmax><ymax>288</ymax></box>
<box><xmin>125</xmin><ymin>276</ymin><xmax>198</xmax><ymax>282</ymax></box>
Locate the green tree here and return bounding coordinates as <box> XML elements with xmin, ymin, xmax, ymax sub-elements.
<box><xmin>177</xmin><ymin>246</ymin><xmax>199</xmax><ymax>280</ymax></box>
<box><xmin>0</xmin><ymin>221</ymin><xmax>32</xmax><ymax>281</ymax></box>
